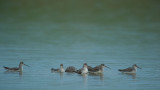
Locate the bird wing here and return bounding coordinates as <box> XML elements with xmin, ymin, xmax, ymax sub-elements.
<box><xmin>51</xmin><ymin>68</ymin><xmax>59</xmax><ymax>71</ymax></box>
<box><xmin>3</xmin><ymin>66</ymin><xmax>19</xmax><ymax>70</ymax></box>
<box><xmin>90</xmin><ymin>66</ymin><xmax>100</xmax><ymax>72</ymax></box>
<box><xmin>118</xmin><ymin>67</ymin><xmax>133</xmax><ymax>72</ymax></box>
<box><xmin>75</xmin><ymin>69</ymin><xmax>82</xmax><ymax>74</ymax></box>
<box><xmin>65</xmin><ymin>66</ymin><xmax>76</xmax><ymax>72</ymax></box>
<box><xmin>87</xmin><ymin>66</ymin><xmax>93</xmax><ymax>71</ymax></box>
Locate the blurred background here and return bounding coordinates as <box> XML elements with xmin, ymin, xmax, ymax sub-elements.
<box><xmin>0</xmin><ymin>0</ymin><xmax>159</xmax><ymax>47</ymax></box>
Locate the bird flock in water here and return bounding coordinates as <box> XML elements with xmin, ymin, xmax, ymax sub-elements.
<box><xmin>3</xmin><ymin>62</ymin><xmax>141</xmax><ymax>75</ymax></box>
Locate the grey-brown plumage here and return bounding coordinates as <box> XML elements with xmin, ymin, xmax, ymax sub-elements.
<box><xmin>51</xmin><ymin>64</ymin><xmax>65</xmax><ymax>73</ymax></box>
<box><xmin>3</xmin><ymin>61</ymin><xmax>29</xmax><ymax>72</ymax></box>
<box><xmin>75</xmin><ymin>69</ymin><xmax>81</xmax><ymax>74</ymax></box>
<box><xmin>3</xmin><ymin>66</ymin><xmax>19</xmax><ymax>71</ymax></box>
<box><xmin>118</xmin><ymin>64</ymin><xmax>141</xmax><ymax>73</ymax></box>
<box><xmin>89</xmin><ymin>64</ymin><xmax>109</xmax><ymax>74</ymax></box>
<box><xmin>65</xmin><ymin>66</ymin><xmax>76</xmax><ymax>72</ymax></box>
<box><xmin>75</xmin><ymin>63</ymin><xmax>88</xmax><ymax>74</ymax></box>
<box><xmin>87</xmin><ymin>66</ymin><xmax>94</xmax><ymax>71</ymax></box>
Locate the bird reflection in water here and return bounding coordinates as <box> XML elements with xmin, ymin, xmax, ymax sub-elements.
<box><xmin>81</xmin><ymin>74</ymin><xmax>88</xmax><ymax>87</ymax></box>
<box><xmin>122</xmin><ymin>73</ymin><xmax>136</xmax><ymax>79</ymax></box>
<box><xmin>89</xmin><ymin>73</ymin><xmax>104</xmax><ymax>80</ymax></box>
<box><xmin>59</xmin><ymin>72</ymin><xmax>64</xmax><ymax>79</ymax></box>
<box><xmin>4</xmin><ymin>71</ymin><xmax>23</xmax><ymax>77</ymax></box>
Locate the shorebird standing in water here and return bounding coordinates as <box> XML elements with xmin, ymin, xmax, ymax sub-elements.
<box><xmin>3</xmin><ymin>61</ymin><xmax>29</xmax><ymax>72</ymax></box>
<box><xmin>51</xmin><ymin>64</ymin><xmax>65</xmax><ymax>73</ymax></box>
<box><xmin>89</xmin><ymin>64</ymin><xmax>110</xmax><ymax>74</ymax></box>
<box><xmin>118</xmin><ymin>64</ymin><xmax>141</xmax><ymax>73</ymax></box>
<box><xmin>76</xmin><ymin>63</ymin><xmax>88</xmax><ymax>74</ymax></box>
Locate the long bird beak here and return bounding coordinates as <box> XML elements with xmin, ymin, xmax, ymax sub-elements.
<box><xmin>137</xmin><ymin>66</ymin><xmax>142</xmax><ymax>69</ymax></box>
<box><xmin>105</xmin><ymin>66</ymin><xmax>111</xmax><ymax>69</ymax></box>
<box><xmin>24</xmin><ymin>64</ymin><xmax>30</xmax><ymax>67</ymax></box>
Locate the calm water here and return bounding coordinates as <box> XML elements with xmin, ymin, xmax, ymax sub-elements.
<box><xmin>0</xmin><ymin>0</ymin><xmax>160</xmax><ymax>90</ymax></box>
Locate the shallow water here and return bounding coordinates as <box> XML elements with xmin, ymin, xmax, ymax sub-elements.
<box><xmin>0</xmin><ymin>0</ymin><xmax>160</xmax><ymax>90</ymax></box>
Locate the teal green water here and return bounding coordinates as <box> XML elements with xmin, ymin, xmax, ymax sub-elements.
<box><xmin>0</xmin><ymin>0</ymin><xmax>160</xmax><ymax>90</ymax></box>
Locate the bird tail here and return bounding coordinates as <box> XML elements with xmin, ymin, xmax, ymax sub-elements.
<box><xmin>75</xmin><ymin>69</ymin><xmax>81</xmax><ymax>74</ymax></box>
<box><xmin>118</xmin><ymin>69</ymin><xmax>123</xmax><ymax>71</ymax></box>
<box><xmin>3</xmin><ymin>66</ymin><xmax>9</xmax><ymax>70</ymax></box>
